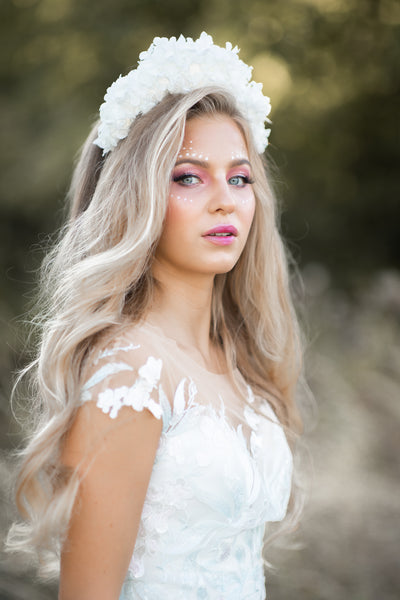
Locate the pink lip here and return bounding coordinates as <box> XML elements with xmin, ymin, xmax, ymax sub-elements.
<box><xmin>202</xmin><ymin>224</ymin><xmax>238</xmax><ymax>246</ymax></box>
<box><xmin>203</xmin><ymin>225</ymin><xmax>238</xmax><ymax>236</ymax></box>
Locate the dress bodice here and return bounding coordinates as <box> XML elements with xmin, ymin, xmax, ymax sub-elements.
<box><xmin>80</xmin><ymin>321</ymin><xmax>293</xmax><ymax>600</ymax></box>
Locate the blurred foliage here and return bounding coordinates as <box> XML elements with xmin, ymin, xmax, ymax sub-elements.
<box><xmin>1</xmin><ymin>0</ymin><xmax>399</xmax><ymax>311</ymax></box>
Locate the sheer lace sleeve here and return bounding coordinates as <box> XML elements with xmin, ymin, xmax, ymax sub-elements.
<box><xmin>80</xmin><ymin>329</ymin><xmax>172</xmax><ymax>429</ymax></box>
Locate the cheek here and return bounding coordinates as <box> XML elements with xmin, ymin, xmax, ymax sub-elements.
<box><xmin>168</xmin><ymin>190</ymin><xmax>193</xmax><ymax>206</ymax></box>
<box><xmin>163</xmin><ymin>192</ymin><xmax>199</xmax><ymax>235</ymax></box>
<box><xmin>240</xmin><ymin>191</ymin><xmax>255</xmax><ymax>207</ymax></box>
<box><xmin>240</xmin><ymin>192</ymin><xmax>256</xmax><ymax>229</ymax></box>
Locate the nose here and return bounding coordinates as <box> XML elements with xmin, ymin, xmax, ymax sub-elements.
<box><xmin>208</xmin><ymin>178</ymin><xmax>235</xmax><ymax>215</ymax></box>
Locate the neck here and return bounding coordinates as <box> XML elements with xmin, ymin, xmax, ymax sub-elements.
<box><xmin>147</xmin><ymin>260</ymin><xmax>217</xmax><ymax>361</ymax></box>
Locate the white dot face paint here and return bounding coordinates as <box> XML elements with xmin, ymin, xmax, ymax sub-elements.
<box><xmin>177</xmin><ymin>144</ymin><xmax>199</xmax><ymax>160</ymax></box>
<box><xmin>177</xmin><ymin>146</ymin><xmax>248</xmax><ymax>164</ymax></box>
<box><xmin>169</xmin><ymin>192</ymin><xmax>191</xmax><ymax>203</ymax></box>
<box><xmin>231</xmin><ymin>150</ymin><xmax>247</xmax><ymax>161</ymax></box>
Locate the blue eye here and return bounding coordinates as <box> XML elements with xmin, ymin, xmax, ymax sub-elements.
<box><xmin>173</xmin><ymin>174</ymin><xmax>201</xmax><ymax>186</ymax></box>
<box><xmin>228</xmin><ymin>175</ymin><xmax>254</xmax><ymax>186</ymax></box>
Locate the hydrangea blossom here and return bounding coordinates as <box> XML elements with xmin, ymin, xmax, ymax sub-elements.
<box><xmin>94</xmin><ymin>32</ymin><xmax>271</xmax><ymax>155</ymax></box>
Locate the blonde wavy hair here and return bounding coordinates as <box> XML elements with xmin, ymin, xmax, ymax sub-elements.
<box><xmin>7</xmin><ymin>87</ymin><xmax>305</xmax><ymax>576</ymax></box>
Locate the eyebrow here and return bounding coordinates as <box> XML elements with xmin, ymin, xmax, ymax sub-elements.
<box><xmin>174</xmin><ymin>158</ymin><xmax>252</xmax><ymax>169</ymax></box>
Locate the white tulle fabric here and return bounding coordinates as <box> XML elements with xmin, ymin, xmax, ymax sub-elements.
<box><xmin>80</xmin><ymin>321</ymin><xmax>293</xmax><ymax>600</ymax></box>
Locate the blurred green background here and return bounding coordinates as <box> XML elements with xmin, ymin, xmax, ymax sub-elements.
<box><xmin>1</xmin><ymin>0</ymin><xmax>399</xmax><ymax>598</ymax></box>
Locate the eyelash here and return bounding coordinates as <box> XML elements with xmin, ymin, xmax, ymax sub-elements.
<box><xmin>173</xmin><ymin>173</ymin><xmax>201</xmax><ymax>185</ymax></box>
<box><xmin>229</xmin><ymin>175</ymin><xmax>255</xmax><ymax>186</ymax></box>
<box><xmin>173</xmin><ymin>173</ymin><xmax>254</xmax><ymax>186</ymax></box>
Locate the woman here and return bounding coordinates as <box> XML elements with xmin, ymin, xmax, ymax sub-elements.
<box><xmin>7</xmin><ymin>33</ymin><xmax>303</xmax><ymax>599</ymax></box>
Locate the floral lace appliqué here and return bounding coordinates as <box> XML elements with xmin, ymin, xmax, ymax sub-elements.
<box><xmin>95</xmin><ymin>342</ymin><xmax>141</xmax><ymax>364</ymax></box>
<box><xmin>83</xmin><ymin>356</ymin><xmax>164</xmax><ymax>420</ymax></box>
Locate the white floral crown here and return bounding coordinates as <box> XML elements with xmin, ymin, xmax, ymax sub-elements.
<box><xmin>94</xmin><ymin>32</ymin><xmax>272</xmax><ymax>155</ymax></box>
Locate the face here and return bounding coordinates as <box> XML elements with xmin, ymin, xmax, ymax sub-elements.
<box><xmin>155</xmin><ymin>114</ymin><xmax>256</xmax><ymax>279</ymax></box>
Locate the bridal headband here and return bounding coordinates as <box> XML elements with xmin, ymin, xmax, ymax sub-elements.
<box><xmin>94</xmin><ymin>32</ymin><xmax>272</xmax><ymax>155</ymax></box>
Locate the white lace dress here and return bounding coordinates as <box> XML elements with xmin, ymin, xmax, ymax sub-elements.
<box><xmin>80</xmin><ymin>321</ymin><xmax>293</xmax><ymax>600</ymax></box>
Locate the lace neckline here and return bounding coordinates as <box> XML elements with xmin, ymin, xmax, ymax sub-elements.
<box><xmin>139</xmin><ymin>321</ymin><xmax>231</xmax><ymax>377</ymax></box>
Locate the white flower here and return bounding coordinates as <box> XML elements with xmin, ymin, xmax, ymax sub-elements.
<box><xmin>138</xmin><ymin>356</ymin><xmax>162</xmax><ymax>388</ymax></box>
<box><xmin>95</xmin><ymin>356</ymin><xmax>163</xmax><ymax>420</ymax></box>
<box><xmin>244</xmin><ymin>405</ymin><xmax>260</xmax><ymax>431</ymax></box>
<box><xmin>94</xmin><ymin>32</ymin><xmax>272</xmax><ymax>155</ymax></box>
<box><xmin>97</xmin><ymin>386</ymin><xmax>124</xmax><ymax>419</ymax></box>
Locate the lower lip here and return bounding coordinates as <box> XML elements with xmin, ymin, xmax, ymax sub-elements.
<box><xmin>203</xmin><ymin>235</ymin><xmax>236</xmax><ymax>246</ymax></box>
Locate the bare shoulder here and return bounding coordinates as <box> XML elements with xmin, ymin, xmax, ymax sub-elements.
<box><xmin>59</xmin><ymin>380</ymin><xmax>163</xmax><ymax>598</ymax></box>
<box><xmin>62</xmin><ymin>400</ymin><xmax>163</xmax><ymax>473</ymax></box>
<box><xmin>59</xmin><ymin>322</ymin><xmax>168</xmax><ymax>597</ymax></box>
<box><xmin>62</xmin><ymin>319</ymin><xmax>166</xmax><ymax>473</ymax></box>
<box><xmin>77</xmin><ymin>320</ymin><xmax>169</xmax><ymax>424</ymax></box>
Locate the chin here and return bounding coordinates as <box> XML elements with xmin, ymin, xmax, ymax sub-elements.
<box><xmin>208</xmin><ymin>260</ymin><xmax>239</xmax><ymax>275</ymax></box>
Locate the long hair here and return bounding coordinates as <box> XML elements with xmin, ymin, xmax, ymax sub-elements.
<box><xmin>6</xmin><ymin>87</ymin><xmax>305</xmax><ymax>575</ymax></box>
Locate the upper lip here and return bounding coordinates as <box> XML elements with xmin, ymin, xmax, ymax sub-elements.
<box><xmin>202</xmin><ymin>225</ymin><xmax>238</xmax><ymax>236</ymax></box>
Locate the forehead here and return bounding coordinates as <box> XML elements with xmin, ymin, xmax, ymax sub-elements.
<box><xmin>181</xmin><ymin>115</ymin><xmax>248</xmax><ymax>156</ymax></box>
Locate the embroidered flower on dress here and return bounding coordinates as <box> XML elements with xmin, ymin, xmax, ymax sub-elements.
<box><xmin>96</xmin><ymin>356</ymin><xmax>163</xmax><ymax>419</ymax></box>
<box><xmin>95</xmin><ymin>342</ymin><xmax>140</xmax><ymax>364</ymax></box>
<box><xmin>243</xmin><ymin>404</ymin><xmax>260</xmax><ymax>431</ymax></box>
